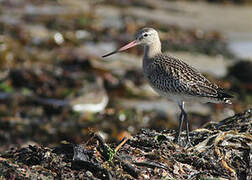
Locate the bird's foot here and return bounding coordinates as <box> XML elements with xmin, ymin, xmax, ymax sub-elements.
<box><xmin>174</xmin><ymin>136</ymin><xmax>192</xmax><ymax>148</ymax></box>
<box><xmin>174</xmin><ymin>135</ymin><xmax>180</xmax><ymax>143</ymax></box>
<box><xmin>174</xmin><ymin>136</ymin><xmax>183</xmax><ymax>146</ymax></box>
<box><xmin>184</xmin><ymin>139</ymin><xmax>192</xmax><ymax>149</ymax></box>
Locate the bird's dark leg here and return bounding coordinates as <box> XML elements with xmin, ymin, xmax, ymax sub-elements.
<box><xmin>174</xmin><ymin>101</ymin><xmax>185</xmax><ymax>144</ymax></box>
<box><xmin>183</xmin><ymin>109</ymin><xmax>192</xmax><ymax>147</ymax></box>
<box><xmin>180</xmin><ymin>103</ymin><xmax>192</xmax><ymax>147</ymax></box>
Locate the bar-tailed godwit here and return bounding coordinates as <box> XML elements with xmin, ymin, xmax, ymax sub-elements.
<box><xmin>102</xmin><ymin>28</ymin><xmax>232</xmax><ymax>146</ymax></box>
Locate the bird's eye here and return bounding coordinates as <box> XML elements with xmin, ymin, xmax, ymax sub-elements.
<box><xmin>143</xmin><ymin>34</ymin><xmax>148</xmax><ymax>37</ymax></box>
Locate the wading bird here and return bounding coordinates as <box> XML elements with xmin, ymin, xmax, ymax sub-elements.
<box><xmin>102</xmin><ymin>28</ymin><xmax>232</xmax><ymax>146</ymax></box>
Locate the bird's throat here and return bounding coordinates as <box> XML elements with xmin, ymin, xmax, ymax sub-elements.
<box><xmin>144</xmin><ymin>40</ymin><xmax>161</xmax><ymax>59</ymax></box>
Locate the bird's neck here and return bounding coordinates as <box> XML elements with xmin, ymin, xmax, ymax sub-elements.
<box><xmin>144</xmin><ymin>40</ymin><xmax>161</xmax><ymax>59</ymax></box>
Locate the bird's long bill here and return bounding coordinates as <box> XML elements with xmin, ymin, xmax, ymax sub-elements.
<box><xmin>102</xmin><ymin>40</ymin><xmax>138</xmax><ymax>58</ymax></box>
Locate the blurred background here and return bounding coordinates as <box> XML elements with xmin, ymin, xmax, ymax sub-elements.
<box><xmin>0</xmin><ymin>0</ymin><xmax>251</xmax><ymax>152</ymax></box>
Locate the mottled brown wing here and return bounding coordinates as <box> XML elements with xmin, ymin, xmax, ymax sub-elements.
<box><xmin>150</xmin><ymin>54</ymin><xmax>220</xmax><ymax>98</ymax></box>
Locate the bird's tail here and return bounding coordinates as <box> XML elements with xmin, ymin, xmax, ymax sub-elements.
<box><xmin>217</xmin><ymin>88</ymin><xmax>233</xmax><ymax>104</ymax></box>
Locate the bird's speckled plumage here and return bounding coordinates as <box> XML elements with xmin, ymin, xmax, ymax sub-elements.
<box><xmin>143</xmin><ymin>53</ymin><xmax>232</xmax><ymax>104</ymax></box>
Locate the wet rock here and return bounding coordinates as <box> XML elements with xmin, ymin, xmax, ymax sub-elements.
<box><xmin>73</xmin><ymin>144</ymin><xmax>91</xmax><ymax>162</ymax></box>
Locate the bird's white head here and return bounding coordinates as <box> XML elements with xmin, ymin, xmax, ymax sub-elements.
<box><xmin>102</xmin><ymin>27</ymin><xmax>160</xmax><ymax>58</ymax></box>
<box><xmin>135</xmin><ymin>28</ymin><xmax>159</xmax><ymax>46</ymax></box>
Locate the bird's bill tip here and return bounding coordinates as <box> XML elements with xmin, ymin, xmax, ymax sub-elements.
<box><xmin>102</xmin><ymin>50</ymin><xmax>118</xmax><ymax>58</ymax></box>
<box><xmin>102</xmin><ymin>40</ymin><xmax>138</xmax><ymax>58</ymax></box>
